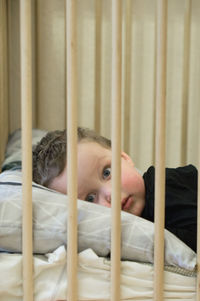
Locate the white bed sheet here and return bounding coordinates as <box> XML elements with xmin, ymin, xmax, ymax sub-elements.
<box><xmin>0</xmin><ymin>246</ymin><xmax>196</xmax><ymax>301</ymax></box>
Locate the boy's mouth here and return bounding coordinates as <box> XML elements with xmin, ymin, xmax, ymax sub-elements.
<box><xmin>122</xmin><ymin>195</ymin><xmax>133</xmax><ymax>211</ymax></box>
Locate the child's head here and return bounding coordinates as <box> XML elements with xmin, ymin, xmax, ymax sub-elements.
<box><xmin>33</xmin><ymin>127</ymin><xmax>145</xmax><ymax>216</ymax></box>
<box><xmin>33</xmin><ymin>127</ymin><xmax>111</xmax><ymax>187</ymax></box>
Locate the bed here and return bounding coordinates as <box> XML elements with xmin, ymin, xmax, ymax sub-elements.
<box><xmin>0</xmin><ymin>0</ymin><xmax>199</xmax><ymax>300</ymax></box>
<box><xmin>0</xmin><ymin>129</ymin><xmax>197</xmax><ymax>300</ymax></box>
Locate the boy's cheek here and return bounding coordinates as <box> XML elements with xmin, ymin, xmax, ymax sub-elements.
<box><xmin>121</xmin><ymin>173</ymin><xmax>144</xmax><ymax>194</ymax></box>
<box><xmin>121</xmin><ymin>174</ymin><xmax>134</xmax><ymax>190</ymax></box>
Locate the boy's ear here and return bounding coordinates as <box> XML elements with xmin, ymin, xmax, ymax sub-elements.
<box><xmin>121</xmin><ymin>151</ymin><xmax>134</xmax><ymax>167</ymax></box>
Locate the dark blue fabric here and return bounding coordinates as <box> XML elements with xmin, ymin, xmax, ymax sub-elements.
<box><xmin>2</xmin><ymin>161</ymin><xmax>22</xmax><ymax>172</ymax></box>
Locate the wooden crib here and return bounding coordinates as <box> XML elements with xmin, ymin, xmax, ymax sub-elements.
<box><xmin>0</xmin><ymin>0</ymin><xmax>200</xmax><ymax>300</ymax></box>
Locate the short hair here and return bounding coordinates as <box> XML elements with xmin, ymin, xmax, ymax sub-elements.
<box><xmin>32</xmin><ymin>127</ymin><xmax>111</xmax><ymax>187</ymax></box>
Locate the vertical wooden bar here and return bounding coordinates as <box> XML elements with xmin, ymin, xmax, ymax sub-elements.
<box><xmin>66</xmin><ymin>1</ymin><xmax>78</xmax><ymax>301</ymax></box>
<box><xmin>181</xmin><ymin>0</ymin><xmax>191</xmax><ymax>165</ymax></box>
<box><xmin>123</xmin><ymin>0</ymin><xmax>132</xmax><ymax>153</ymax></box>
<box><xmin>111</xmin><ymin>1</ymin><xmax>122</xmax><ymax>301</ymax></box>
<box><xmin>35</xmin><ymin>0</ymin><xmax>39</xmax><ymax>127</ymax></box>
<box><xmin>0</xmin><ymin>0</ymin><xmax>9</xmax><ymax>171</ymax></box>
<box><xmin>152</xmin><ymin>10</ymin><xmax>157</xmax><ymax>166</ymax></box>
<box><xmin>20</xmin><ymin>0</ymin><xmax>33</xmax><ymax>300</ymax></box>
<box><xmin>197</xmin><ymin>124</ymin><xmax>200</xmax><ymax>299</ymax></box>
<box><xmin>154</xmin><ymin>0</ymin><xmax>167</xmax><ymax>300</ymax></box>
<box><xmin>94</xmin><ymin>0</ymin><xmax>102</xmax><ymax>133</ymax></box>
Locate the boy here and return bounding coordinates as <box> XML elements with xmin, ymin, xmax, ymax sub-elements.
<box><xmin>33</xmin><ymin>127</ymin><xmax>197</xmax><ymax>252</ymax></box>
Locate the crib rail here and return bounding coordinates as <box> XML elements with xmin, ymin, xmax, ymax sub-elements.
<box><xmin>197</xmin><ymin>142</ymin><xmax>200</xmax><ymax>300</ymax></box>
<box><xmin>111</xmin><ymin>1</ymin><xmax>122</xmax><ymax>300</ymax></box>
<box><xmin>0</xmin><ymin>0</ymin><xmax>199</xmax><ymax>300</ymax></box>
<box><xmin>20</xmin><ymin>0</ymin><xmax>33</xmax><ymax>300</ymax></box>
<box><xmin>66</xmin><ymin>0</ymin><xmax>78</xmax><ymax>300</ymax></box>
<box><xmin>0</xmin><ymin>0</ymin><xmax>9</xmax><ymax>172</ymax></box>
<box><xmin>154</xmin><ymin>0</ymin><xmax>167</xmax><ymax>299</ymax></box>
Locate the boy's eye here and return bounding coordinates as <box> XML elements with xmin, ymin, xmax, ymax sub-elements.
<box><xmin>103</xmin><ymin>167</ymin><xmax>111</xmax><ymax>179</ymax></box>
<box><xmin>85</xmin><ymin>193</ymin><xmax>96</xmax><ymax>203</ymax></box>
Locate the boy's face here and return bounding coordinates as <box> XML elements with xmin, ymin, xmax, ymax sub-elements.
<box><xmin>49</xmin><ymin>142</ymin><xmax>145</xmax><ymax>216</ymax></box>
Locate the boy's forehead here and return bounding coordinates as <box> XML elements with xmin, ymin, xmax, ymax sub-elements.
<box><xmin>78</xmin><ymin>141</ymin><xmax>110</xmax><ymax>156</ymax></box>
<box><xmin>78</xmin><ymin>142</ymin><xmax>109</xmax><ymax>165</ymax></box>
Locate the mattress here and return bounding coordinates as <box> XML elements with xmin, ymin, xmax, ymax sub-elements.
<box><xmin>0</xmin><ymin>246</ymin><xmax>196</xmax><ymax>301</ymax></box>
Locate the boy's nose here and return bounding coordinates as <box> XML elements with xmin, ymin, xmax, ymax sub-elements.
<box><xmin>99</xmin><ymin>185</ymin><xmax>111</xmax><ymax>207</ymax></box>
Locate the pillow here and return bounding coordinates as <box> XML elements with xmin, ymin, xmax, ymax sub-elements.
<box><xmin>1</xmin><ymin>128</ymin><xmax>47</xmax><ymax>171</ymax></box>
<box><xmin>0</xmin><ymin>170</ymin><xmax>196</xmax><ymax>271</ymax></box>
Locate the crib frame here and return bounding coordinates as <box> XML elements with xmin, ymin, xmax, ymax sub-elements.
<box><xmin>0</xmin><ymin>0</ymin><xmax>199</xmax><ymax>300</ymax></box>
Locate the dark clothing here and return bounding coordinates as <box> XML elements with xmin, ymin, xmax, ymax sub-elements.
<box><xmin>141</xmin><ymin>165</ymin><xmax>197</xmax><ymax>252</ymax></box>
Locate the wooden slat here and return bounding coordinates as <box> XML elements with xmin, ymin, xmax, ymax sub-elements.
<box><xmin>123</xmin><ymin>0</ymin><xmax>132</xmax><ymax>153</ymax></box>
<box><xmin>197</xmin><ymin>125</ymin><xmax>200</xmax><ymax>300</ymax></box>
<box><xmin>111</xmin><ymin>1</ymin><xmax>122</xmax><ymax>300</ymax></box>
<box><xmin>66</xmin><ymin>0</ymin><xmax>78</xmax><ymax>300</ymax></box>
<box><xmin>181</xmin><ymin>0</ymin><xmax>191</xmax><ymax>165</ymax></box>
<box><xmin>0</xmin><ymin>0</ymin><xmax>9</xmax><ymax>171</ymax></box>
<box><xmin>94</xmin><ymin>0</ymin><xmax>102</xmax><ymax>133</ymax></box>
<box><xmin>154</xmin><ymin>0</ymin><xmax>167</xmax><ymax>300</ymax></box>
<box><xmin>20</xmin><ymin>0</ymin><xmax>33</xmax><ymax>300</ymax></box>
